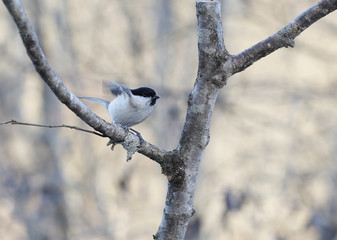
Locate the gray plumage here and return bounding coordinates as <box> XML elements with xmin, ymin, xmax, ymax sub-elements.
<box><xmin>79</xmin><ymin>81</ymin><xmax>159</xmax><ymax>127</ymax></box>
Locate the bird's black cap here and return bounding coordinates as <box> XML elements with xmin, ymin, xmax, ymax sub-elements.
<box><xmin>131</xmin><ymin>87</ymin><xmax>159</xmax><ymax>106</ymax></box>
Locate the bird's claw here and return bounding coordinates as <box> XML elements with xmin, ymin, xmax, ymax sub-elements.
<box><xmin>106</xmin><ymin>139</ymin><xmax>117</xmax><ymax>150</ymax></box>
<box><xmin>108</xmin><ymin>124</ymin><xmax>145</xmax><ymax>150</ymax></box>
<box><xmin>129</xmin><ymin>128</ymin><xmax>145</xmax><ymax>146</ymax></box>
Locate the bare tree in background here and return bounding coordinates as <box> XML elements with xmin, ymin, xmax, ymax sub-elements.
<box><xmin>2</xmin><ymin>0</ymin><xmax>337</xmax><ymax>239</ymax></box>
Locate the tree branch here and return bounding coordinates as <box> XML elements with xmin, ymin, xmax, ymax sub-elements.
<box><xmin>2</xmin><ymin>0</ymin><xmax>168</xmax><ymax>163</ymax></box>
<box><xmin>0</xmin><ymin>120</ymin><xmax>106</xmax><ymax>137</ymax></box>
<box><xmin>226</xmin><ymin>0</ymin><xmax>337</xmax><ymax>75</ymax></box>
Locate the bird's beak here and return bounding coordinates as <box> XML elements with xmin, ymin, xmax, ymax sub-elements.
<box><xmin>154</xmin><ymin>95</ymin><xmax>160</xmax><ymax>100</ymax></box>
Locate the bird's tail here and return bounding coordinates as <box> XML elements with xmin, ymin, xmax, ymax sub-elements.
<box><xmin>78</xmin><ymin>97</ymin><xmax>110</xmax><ymax>110</ymax></box>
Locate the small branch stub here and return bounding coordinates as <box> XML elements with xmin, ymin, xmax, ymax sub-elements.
<box><xmin>121</xmin><ymin>133</ymin><xmax>141</xmax><ymax>161</ymax></box>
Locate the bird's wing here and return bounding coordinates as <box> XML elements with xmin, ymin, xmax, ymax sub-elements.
<box><xmin>102</xmin><ymin>80</ymin><xmax>132</xmax><ymax>97</ymax></box>
<box><xmin>78</xmin><ymin>97</ymin><xmax>110</xmax><ymax>110</ymax></box>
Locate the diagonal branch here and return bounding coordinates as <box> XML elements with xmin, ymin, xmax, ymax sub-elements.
<box><xmin>3</xmin><ymin>0</ymin><xmax>111</xmax><ymax>136</ymax></box>
<box><xmin>226</xmin><ymin>0</ymin><xmax>337</xmax><ymax>75</ymax></box>
<box><xmin>2</xmin><ymin>0</ymin><xmax>168</xmax><ymax>163</ymax></box>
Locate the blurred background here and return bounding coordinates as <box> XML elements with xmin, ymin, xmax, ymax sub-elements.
<box><xmin>1</xmin><ymin>0</ymin><xmax>337</xmax><ymax>239</ymax></box>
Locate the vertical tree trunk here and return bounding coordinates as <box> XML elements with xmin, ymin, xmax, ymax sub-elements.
<box><xmin>154</xmin><ymin>1</ymin><xmax>228</xmax><ymax>239</ymax></box>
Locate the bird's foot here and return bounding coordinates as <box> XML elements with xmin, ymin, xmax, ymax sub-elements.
<box><xmin>129</xmin><ymin>128</ymin><xmax>145</xmax><ymax>145</ymax></box>
<box><xmin>106</xmin><ymin>138</ymin><xmax>117</xmax><ymax>150</ymax></box>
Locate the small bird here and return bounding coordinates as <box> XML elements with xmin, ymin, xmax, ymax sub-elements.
<box><xmin>79</xmin><ymin>81</ymin><xmax>160</xmax><ymax>128</ymax></box>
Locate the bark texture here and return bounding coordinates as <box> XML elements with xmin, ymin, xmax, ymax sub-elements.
<box><xmin>154</xmin><ymin>2</ymin><xmax>228</xmax><ymax>239</ymax></box>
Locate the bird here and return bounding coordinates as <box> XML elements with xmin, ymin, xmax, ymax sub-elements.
<box><xmin>79</xmin><ymin>81</ymin><xmax>160</xmax><ymax>129</ymax></box>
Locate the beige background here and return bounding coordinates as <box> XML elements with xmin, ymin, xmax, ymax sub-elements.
<box><xmin>1</xmin><ymin>0</ymin><xmax>337</xmax><ymax>239</ymax></box>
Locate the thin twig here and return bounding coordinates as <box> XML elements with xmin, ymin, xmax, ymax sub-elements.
<box><xmin>0</xmin><ymin>120</ymin><xmax>106</xmax><ymax>137</ymax></box>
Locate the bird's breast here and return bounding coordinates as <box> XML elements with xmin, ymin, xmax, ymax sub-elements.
<box><xmin>107</xmin><ymin>95</ymin><xmax>156</xmax><ymax>127</ymax></box>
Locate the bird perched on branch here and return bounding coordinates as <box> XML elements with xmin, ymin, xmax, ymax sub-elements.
<box><xmin>79</xmin><ymin>81</ymin><xmax>160</xmax><ymax>128</ymax></box>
